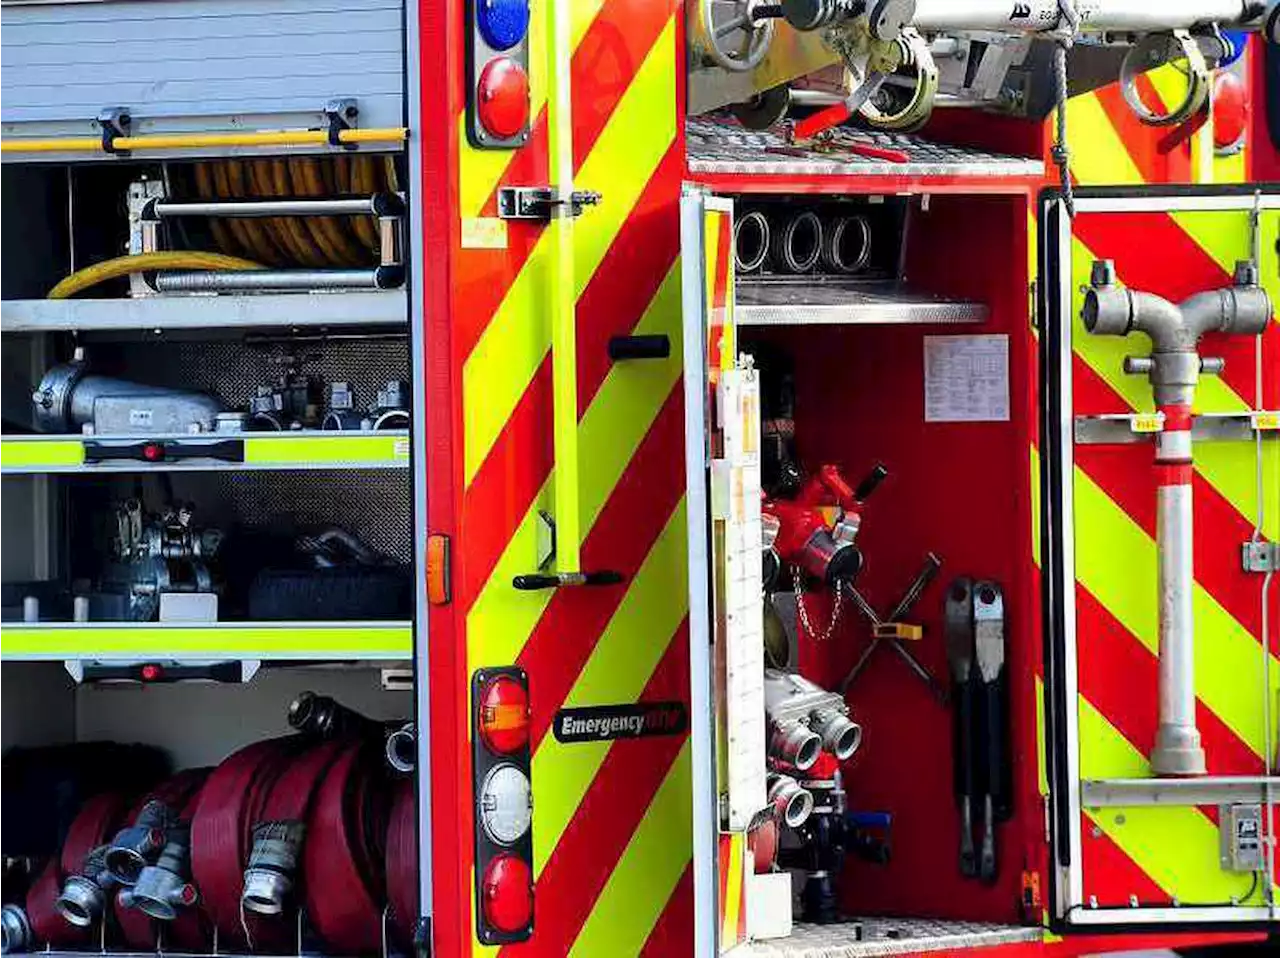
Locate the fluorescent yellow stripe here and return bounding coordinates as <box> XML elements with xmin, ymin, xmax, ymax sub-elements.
<box><xmin>1030</xmin><ymin>444</ymin><xmax>1042</xmax><ymax>568</ymax></box>
<box><xmin>458</xmin><ymin>0</ymin><xmax>607</xmax><ymax>218</ymax></box>
<box><xmin>243</xmin><ymin>434</ymin><xmax>409</xmax><ymax>465</ymax></box>
<box><xmin>1068</xmin><ymin>232</ymin><xmax>1279</xmax><ymax>541</ymax></box>
<box><xmin>721</xmin><ymin>832</ymin><xmax>744</xmax><ymax>948</ymax></box>
<box><xmin>1072</xmin><ymin>464</ymin><xmax>1280</xmax><ymax>757</ymax></box>
<box><xmin>1062</xmin><ymin>94</ymin><xmax>1144</xmax><ymax>187</ymax></box>
<box><xmin>531</xmin><ymin>500</ymin><xmax>689</xmax><ymax>873</ymax></box>
<box><xmin>1</xmin><ymin>439</ymin><xmax>84</xmax><ymax>469</ymax></box>
<box><xmin>465</xmin><ymin>263</ymin><xmax>682</xmax><ymax>675</ymax></box>
<box><xmin>567</xmin><ymin>740</ymin><xmax>692</xmax><ymax>958</ymax></box>
<box><xmin>1078</xmin><ymin>695</ymin><xmax>1255</xmax><ymax>902</ymax></box>
<box><xmin>0</xmin><ymin>623</ymin><xmax>411</xmax><ymax>660</ymax></box>
<box><xmin>462</xmin><ymin>17</ymin><xmax>677</xmax><ymax>484</ymax></box>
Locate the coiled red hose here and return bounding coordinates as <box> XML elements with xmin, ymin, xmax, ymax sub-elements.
<box><xmin>25</xmin><ymin>791</ymin><xmax>130</xmax><ymax>948</ymax></box>
<box><xmin>190</xmin><ymin>737</ymin><xmax>300</xmax><ymax>948</ymax></box>
<box><xmin>385</xmin><ymin>778</ymin><xmax>417</xmax><ymax>950</ymax></box>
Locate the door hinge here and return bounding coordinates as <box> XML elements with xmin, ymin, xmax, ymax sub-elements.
<box><xmin>497</xmin><ymin>186</ymin><xmax>601</xmax><ymax>221</ymax></box>
<box><xmin>1242</xmin><ymin>540</ymin><xmax>1279</xmax><ymax>574</ymax></box>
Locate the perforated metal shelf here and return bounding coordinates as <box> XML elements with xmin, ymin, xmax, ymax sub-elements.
<box><xmin>687</xmin><ymin>119</ymin><xmax>1044</xmax><ymax>182</ymax></box>
<box><xmin>745</xmin><ymin>918</ymin><xmax>1042</xmax><ymax>957</ymax></box>
<box><xmin>736</xmin><ymin>278</ymin><xmax>987</xmax><ymax>327</ymax></box>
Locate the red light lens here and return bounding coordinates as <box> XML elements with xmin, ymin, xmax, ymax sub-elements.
<box><xmin>140</xmin><ymin>664</ymin><xmax>162</xmax><ymax>681</ymax></box>
<box><xmin>1212</xmin><ymin>71</ymin><xmax>1249</xmax><ymax>150</ymax></box>
<box><xmin>143</xmin><ymin>444</ymin><xmax>163</xmax><ymax>461</ymax></box>
<box><xmin>478</xmin><ymin>676</ymin><xmax>530</xmax><ymax>754</ymax></box>
<box><xmin>481</xmin><ymin>853</ymin><xmax>532</xmax><ymax>935</ymax></box>
<box><xmin>476</xmin><ymin>56</ymin><xmax>529</xmax><ymax>140</ymax></box>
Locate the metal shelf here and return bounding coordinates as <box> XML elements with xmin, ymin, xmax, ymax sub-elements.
<box><xmin>0</xmin><ymin>290</ymin><xmax>407</xmax><ymax>333</ymax></box>
<box><xmin>0</xmin><ymin>621</ymin><xmax>412</xmax><ymax>662</ymax></box>
<box><xmin>687</xmin><ymin>119</ymin><xmax>1043</xmax><ymax>186</ymax></box>
<box><xmin>1</xmin><ymin>430</ymin><xmax>410</xmax><ymax>474</ymax></box>
<box><xmin>736</xmin><ymin>278</ymin><xmax>988</xmax><ymax>327</ymax></box>
<box><xmin>744</xmin><ymin>919</ymin><xmax>1041</xmax><ymax>956</ymax></box>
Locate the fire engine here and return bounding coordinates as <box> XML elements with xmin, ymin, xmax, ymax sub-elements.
<box><xmin>0</xmin><ymin>1</ymin><xmax>1277</xmax><ymax>956</ymax></box>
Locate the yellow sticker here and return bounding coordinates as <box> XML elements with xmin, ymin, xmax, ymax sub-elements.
<box><xmin>1254</xmin><ymin>411</ymin><xmax>1280</xmax><ymax>431</ymax></box>
<box><xmin>460</xmin><ymin>216</ymin><xmax>508</xmax><ymax>249</ymax></box>
<box><xmin>1130</xmin><ymin>412</ymin><xmax>1165</xmax><ymax>434</ymax></box>
<box><xmin>393</xmin><ymin>438</ymin><xmax>411</xmax><ymax>458</ymax></box>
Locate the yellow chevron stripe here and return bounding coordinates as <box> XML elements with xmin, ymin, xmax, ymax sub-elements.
<box><xmin>1078</xmin><ymin>694</ymin><xmax>1255</xmax><ymax>903</ymax></box>
<box><xmin>1061</xmin><ymin>94</ymin><xmax>1144</xmax><ymax>187</ymax></box>
<box><xmin>1035</xmin><ymin>675</ymin><xmax>1049</xmax><ymax>798</ymax></box>
<box><xmin>1030</xmin><ymin>444</ymin><xmax>1042</xmax><ymax>568</ymax></box>
<box><xmin>531</xmin><ymin>499</ymin><xmax>689</xmax><ymax>873</ymax></box>
<box><xmin>567</xmin><ymin>740</ymin><xmax>693</xmax><ymax>958</ymax></box>
<box><xmin>721</xmin><ymin>832</ymin><xmax>744</xmax><ymax>949</ymax></box>
<box><xmin>465</xmin><ymin>261</ymin><xmax>683</xmax><ymax>674</ymax></box>
<box><xmin>462</xmin><ymin>18</ymin><xmax>677</xmax><ymax>484</ymax></box>
<box><xmin>1067</xmin><ymin>232</ymin><xmax>1280</xmax><ymax>542</ymax></box>
<box><xmin>1072</xmin><ymin>463</ymin><xmax>1280</xmax><ymax>757</ymax></box>
<box><xmin>457</xmin><ymin>0</ymin><xmax>607</xmax><ymax>218</ymax></box>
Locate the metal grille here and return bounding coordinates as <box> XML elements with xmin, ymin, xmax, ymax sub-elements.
<box><xmin>745</xmin><ymin>919</ymin><xmax>1042</xmax><ymax>957</ymax></box>
<box><xmin>88</xmin><ymin>337</ymin><xmax>409</xmax><ymax>413</ymax></box>
<box><xmin>687</xmin><ymin>119</ymin><xmax>1044</xmax><ymax>179</ymax></box>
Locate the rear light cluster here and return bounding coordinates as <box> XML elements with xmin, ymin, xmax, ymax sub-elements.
<box><xmin>467</xmin><ymin>0</ymin><xmax>531</xmax><ymax>148</ymax></box>
<box><xmin>471</xmin><ymin>668</ymin><xmax>533</xmax><ymax>943</ymax></box>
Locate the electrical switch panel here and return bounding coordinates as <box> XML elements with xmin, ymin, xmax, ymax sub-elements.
<box><xmin>1219</xmin><ymin>803</ymin><xmax>1263</xmax><ymax>872</ymax></box>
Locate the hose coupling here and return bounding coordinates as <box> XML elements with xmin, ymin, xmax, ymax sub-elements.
<box><xmin>288</xmin><ymin>690</ymin><xmax>378</xmax><ymax>739</ymax></box>
<box><xmin>123</xmin><ymin>823</ymin><xmax>197</xmax><ymax>920</ymax></box>
<box><xmin>810</xmin><ymin>705</ymin><xmax>863</xmax><ymax>760</ymax></box>
<box><xmin>55</xmin><ymin>846</ymin><xmax>116</xmax><ymax>927</ymax></box>
<box><xmin>385</xmin><ymin>722</ymin><xmax>416</xmax><ymax>774</ymax></box>
<box><xmin>241</xmin><ymin>820</ymin><xmax>306</xmax><ymax>916</ymax></box>
<box><xmin>768</xmin><ymin>720</ymin><xmax>822</xmax><ymax>772</ymax></box>
<box><xmin>767</xmin><ymin>773</ymin><xmax>815</xmax><ymax>828</ymax></box>
<box><xmin>0</xmin><ymin>904</ymin><xmax>33</xmax><ymax>954</ymax></box>
<box><xmin>104</xmin><ymin>800</ymin><xmax>177</xmax><ymax>886</ymax></box>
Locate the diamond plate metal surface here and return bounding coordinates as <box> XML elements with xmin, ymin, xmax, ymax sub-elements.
<box><xmin>745</xmin><ymin>918</ymin><xmax>1041</xmax><ymax>957</ymax></box>
<box><xmin>687</xmin><ymin>119</ymin><xmax>1043</xmax><ymax>179</ymax></box>
<box><xmin>737</xmin><ymin>278</ymin><xmax>987</xmax><ymax>327</ymax></box>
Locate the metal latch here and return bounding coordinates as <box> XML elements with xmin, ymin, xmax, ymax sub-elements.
<box><xmin>497</xmin><ymin>186</ymin><xmax>601</xmax><ymax>221</ymax></box>
<box><xmin>1242</xmin><ymin>541</ymin><xmax>1279</xmax><ymax>574</ymax></box>
<box><xmin>325</xmin><ymin>98</ymin><xmax>359</xmax><ymax>149</ymax></box>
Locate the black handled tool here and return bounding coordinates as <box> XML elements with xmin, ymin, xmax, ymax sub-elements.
<box><xmin>945</xmin><ymin>578</ymin><xmax>977</xmax><ymax>878</ymax></box>
<box><xmin>974</xmin><ymin>581</ymin><xmax>1007</xmax><ymax>885</ymax></box>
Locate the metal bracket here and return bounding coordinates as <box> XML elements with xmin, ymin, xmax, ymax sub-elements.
<box><xmin>325</xmin><ymin>98</ymin><xmax>359</xmax><ymax>149</ymax></box>
<box><xmin>98</xmin><ymin>107</ymin><xmax>131</xmax><ymax>155</ymax></box>
<box><xmin>497</xmin><ymin>186</ymin><xmax>601</xmax><ymax>221</ymax></box>
<box><xmin>1242</xmin><ymin>541</ymin><xmax>1279</xmax><ymax>574</ymax></box>
<box><xmin>1082</xmin><ymin>776</ymin><xmax>1280</xmax><ymax>808</ymax></box>
<box><xmin>1075</xmin><ymin>411</ymin><xmax>1280</xmax><ymax>446</ymax></box>
<box><xmin>535</xmin><ymin>510</ymin><xmax>556</xmax><ymax>570</ymax></box>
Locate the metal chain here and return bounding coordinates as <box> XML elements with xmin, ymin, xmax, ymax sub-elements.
<box><xmin>1049</xmin><ymin>0</ymin><xmax>1081</xmax><ymax>217</ymax></box>
<box><xmin>791</xmin><ymin>565</ymin><xmax>845</xmax><ymax>642</ymax></box>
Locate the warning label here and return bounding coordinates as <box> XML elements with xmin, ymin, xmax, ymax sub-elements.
<box><xmin>552</xmin><ymin>702</ymin><xmax>687</xmax><ymax>744</ymax></box>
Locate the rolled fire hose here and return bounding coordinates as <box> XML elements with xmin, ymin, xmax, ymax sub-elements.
<box><xmin>48</xmin><ymin>252</ymin><xmax>263</xmax><ymax>300</ymax></box>
<box><xmin>385</xmin><ymin>779</ymin><xmax>417</xmax><ymax>950</ymax></box>
<box><xmin>111</xmin><ymin>771</ymin><xmax>210</xmax><ymax>951</ymax></box>
<box><xmin>190</xmin><ymin>738</ymin><xmax>300</xmax><ymax>949</ymax></box>
<box><xmin>821</xmin><ymin>215</ymin><xmax>872</xmax><ymax>274</ymax></box>
<box><xmin>52</xmin><ymin>791</ymin><xmax>132</xmax><ymax>931</ymax></box>
<box><xmin>769</xmin><ymin>211</ymin><xmax>823</xmax><ymax>274</ymax></box>
<box><xmin>236</xmin><ymin>738</ymin><xmax>351</xmax><ymax>951</ymax></box>
<box><xmin>302</xmin><ymin>741</ymin><xmax>388</xmax><ymax>955</ymax></box>
<box><xmin>734</xmin><ymin>209</ymin><xmax>771</xmax><ymax>274</ymax></box>
<box><xmin>15</xmin><ymin>791</ymin><xmax>129</xmax><ymax>955</ymax></box>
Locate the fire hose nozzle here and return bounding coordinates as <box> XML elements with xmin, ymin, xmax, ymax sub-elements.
<box><xmin>104</xmin><ymin>800</ymin><xmax>176</xmax><ymax>886</ymax></box>
<box><xmin>241</xmin><ymin>820</ymin><xmax>306</xmax><ymax>916</ymax></box>
<box><xmin>767</xmin><ymin>773</ymin><xmax>815</xmax><ymax>828</ymax></box>
<box><xmin>126</xmin><ymin>823</ymin><xmax>197</xmax><ymax>921</ymax></box>
<box><xmin>385</xmin><ymin>722</ymin><xmax>416</xmax><ymax>774</ymax></box>
<box><xmin>0</xmin><ymin>904</ymin><xmax>33</xmax><ymax>955</ymax></box>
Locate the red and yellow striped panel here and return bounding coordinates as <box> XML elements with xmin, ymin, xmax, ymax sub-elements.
<box><xmin>452</xmin><ymin>1</ymin><xmax>692</xmax><ymax>954</ymax></box>
<box><xmin>717</xmin><ymin>832</ymin><xmax>748</xmax><ymax>954</ymax></box>
<box><xmin>1045</xmin><ymin>76</ymin><xmax>1280</xmax><ymax>909</ymax></box>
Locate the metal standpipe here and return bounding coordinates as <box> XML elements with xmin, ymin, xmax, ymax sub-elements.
<box><xmin>1082</xmin><ymin>259</ymin><xmax>1271</xmax><ymax>777</ymax></box>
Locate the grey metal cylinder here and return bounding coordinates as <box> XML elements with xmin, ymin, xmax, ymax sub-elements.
<box><xmin>767</xmin><ymin>773</ymin><xmax>815</xmax><ymax>828</ymax></box>
<box><xmin>154</xmin><ymin>266</ymin><xmax>401</xmax><ymax>293</ymax></box>
<box><xmin>31</xmin><ymin>365</ymin><xmax>222</xmax><ymax>435</ymax></box>
<box><xmin>386</xmin><ymin>722</ymin><xmax>416</xmax><ymax>773</ymax></box>
<box><xmin>768</xmin><ymin>211</ymin><xmax>823</xmax><ymax>274</ymax></box>
<box><xmin>241</xmin><ymin>820</ymin><xmax>305</xmax><ymax>916</ymax></box>
<box><xmin>149</xmin><ymin>194</ymin><xmax>402</xmax><ymax>219</ymax></box>
<box><xmin>811</xmin><ymin>706</ymin><xmax>863</xmax><ymax>761</ymax></box>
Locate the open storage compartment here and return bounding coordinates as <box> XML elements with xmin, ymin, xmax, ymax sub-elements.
<box><xmin>0</xmin><ymin>660</ymin><xmax>419</xmax><ymax>956</ymax></box>
<box><xmin>683</xmin><ymin>188</ymin><xmax>1042</xmax><ymax>956</ymax></box>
